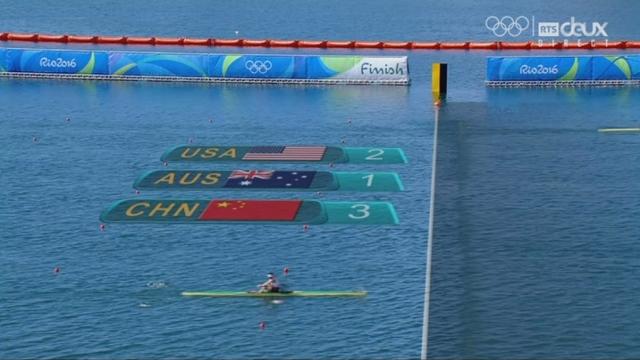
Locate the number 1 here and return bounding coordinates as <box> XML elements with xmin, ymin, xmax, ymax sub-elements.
<box><xmin>362</xmin><ymin>174</ymin><xmax>374</xmax><ymax>187</ymax></box>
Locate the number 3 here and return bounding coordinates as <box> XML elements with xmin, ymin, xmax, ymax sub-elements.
<box><xmin>348</xmin><ymin>204</ymin><xmax>370</xmax><ymax>219</ymax></box>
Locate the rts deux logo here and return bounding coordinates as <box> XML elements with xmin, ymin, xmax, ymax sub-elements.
<box><xmin>485</xmin><ymin>16</ymin><xmax>608</xmax><ymax>38</ymax></box>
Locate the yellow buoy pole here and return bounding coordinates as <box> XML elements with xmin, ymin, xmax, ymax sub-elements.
<box><xmin>431</xmin><ymin>63</ymin><xmax>447</xmax><ymax>102</ymax></box>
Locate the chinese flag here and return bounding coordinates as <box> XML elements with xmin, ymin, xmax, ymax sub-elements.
<box><xmin>199</xmin><ymin>200</ymin><xmax>302</xmax><ymax>221</ymax></box>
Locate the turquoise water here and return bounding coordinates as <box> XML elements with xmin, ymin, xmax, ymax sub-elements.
<box><xmin>2</xmin><ymin>1</ymin><xmax>640</xmax><ymax>358</ymax></box>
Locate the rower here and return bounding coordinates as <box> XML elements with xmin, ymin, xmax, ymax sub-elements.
<box><xmin>258</xmin><ymin>273</ymin><xmax>280</xmax><ymax>293</ymax></box>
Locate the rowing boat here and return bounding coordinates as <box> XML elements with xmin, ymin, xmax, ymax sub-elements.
<box><xmin>181</xmin><ymin>290</ymin><xmax>367</xmax><ymax>298</ymax></box>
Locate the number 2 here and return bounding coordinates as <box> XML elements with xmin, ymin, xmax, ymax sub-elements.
<box><xmin>365</xmin><ymin>148</ymin><xmax>384</xmax><ymax>161</ymax></box>
<box><xmin>348</xmin><ymin>204</ymin><xmax>370</xmax><ymax>219</ymax></box>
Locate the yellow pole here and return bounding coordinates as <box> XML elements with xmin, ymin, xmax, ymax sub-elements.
<box><xmin>431</xmin><ymin>63</ymin><xmax>448</xmax><ymax>101</ymax></box>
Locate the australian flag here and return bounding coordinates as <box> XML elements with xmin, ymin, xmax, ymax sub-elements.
<box><xmin>223</xmin><ymin>170</ymin><xmax>316</xmax><ymax>189</ymax></box>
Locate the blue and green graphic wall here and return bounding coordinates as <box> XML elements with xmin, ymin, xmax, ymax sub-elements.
<box><xmin>487</xmin><ymin>55</ymin><xmax>640</xmax><ymax>82</ymax></box>
<box><xmin>0</xmin><ymin>47</ymin><xmax>409</xmax><ymax>84</ymax></box>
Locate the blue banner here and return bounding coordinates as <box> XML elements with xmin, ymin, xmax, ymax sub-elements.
<box><xmin>0</xmin><ymin>47</ymin><xmax>409</xmax><ymax>84</ymax></box>
<box><xmin>5</xmin><ymin>49</ymin><xmax>109</xmax><ymax>74</ymax></box>
<box><xmin>0</xmin><ymin>48</ymin><xmax>6</xmax><ymax>72</ymax></box>
<box><xmin>630</xmin><ymin>55</ymin><xmax>640</xmax><ymax>79</ymax></box>
<box><xmin>592</xmin><ymin>56</ymin><xmax>633</xmax><ymax>80</ymax></box>
<box><xmin>211</xmin><ymin>55</ymin><xmax>305</xmax><ymax>79</ymax></box>
<box><xmin>487</xmin><ymin>56</ymin><xmax>592</xmax><ymax>81</ymax></box>
<box><xmin>109</xmin><ymin>52</ymin><xmax>211</xmax><ymax>77</ymax></box>
<box><xmin>488</xmin><ymin>55</ymin><xmax>640</xmax><ymax>82</ymax></box>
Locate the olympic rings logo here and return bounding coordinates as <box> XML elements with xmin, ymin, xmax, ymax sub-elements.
<box><xmin>485</xmin><ymin>16</ymin><xmax>530</xmax><ymax>37</ymax></box>
<box><xmin>245</xmin><ymin>60</ymin><xmax>273</xmax><ymax>74</ymax></box>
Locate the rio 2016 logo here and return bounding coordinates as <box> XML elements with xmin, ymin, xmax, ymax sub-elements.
<box><xmin>39</xmin><ymin>57</ymin><xmax>77</xmax><ymax>68</ymax></box>
<box><xmin>519</xmin><ymin>64</ymin><xmax>559</xmax><ymax>75</ymax></box>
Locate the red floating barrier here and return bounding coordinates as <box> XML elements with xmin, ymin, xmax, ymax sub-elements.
<box><xmin>625</xmin><ymin>41</ymin><xmax>640</xmax><ymax>48</ymax></box>
<box><xmin>126</xmin><ymin>36</ymin><xmax>155</xmax><ymax>45</ymax></box>
<box><xmin>469</xmin><ymin>42</ymin><xmax>498</xmax><ymax>50</ymax></box>
<box><xmin>325</xmin><ymin>41</ymin><xmax>354</xmax><ymax>48</ymax></box>
<box><xmin>531</xmin><ymin>42</ymin><xmax>563</xmax><ymax>49</ymax></box>
<box><xmin>354</xmin><ymin>41</ymin><xmax>383</xmax><ymax>49</ymax></box>
<box><xmin>439</xmin><ymin>42</ymin><xmax>469</xmax><ymax>49</ymax></box>
<box><xmin>214</xmin><ymin>38</ymin><xmax>242</xmax><ymax>46</ymax></box>
<box><xmin>67</xmin><ymin>35</ymin><xmax>97</xmax><ymax>43</ymax></box>
<box><xmin>269</xmin><ymin>39</ymin><xmax>298</xmax><ymax>47</ymax></box>
<box><xmin>411</xmin><ymin>42</ymin><xmax>440</xmax><ymax>49</ymax></box>
<box><xmin>3</xmin><ymin>30</ymin><xmax>640</xmax><ymax>52</ymax></box>
<box><xmin>562</xmin><ymin>41</ymin><xmax>592</xmax><ymax>49</ymax></box>
<box><xmin>183</xmin><ymin>38</ymin><xmax>210</xmax><ymax>46</ymax></box>
<box><xmin>97</xmin><ymin>36</ymin><xmax>126</xmax><ymax>44</ymax></box>
<box><xmin>154</xmin><ymin>37</ymin><xmax>183</xmax><ymax>45</ymax></box>
<box><xmin>37</xmin><ymin>34</ymin><xmax>67</xmax><ymax>43</ymax></box>
<box><xmin>298</xmin><ymin>40</ymin><xmax>326</xmax><ymax>48</ymax></box>
<box><xmin>383</xmin><ymin>41</ymin><xmax>411</xmax><ymax>49</ymax></box>
<box><xmin>243</xmin><ymin>39</ymin><xmax>269</xmax><ymax>47</ymax></box>
<box><xmin>499</xmin><ymin>41</ymin><xmax>532</xmax><ymax>50</ymax></box>
<box><xmin>592</xmin><ymin>41</ymin><xmax>625</xmax><ymax>49</ymax></box>
<box><xmin>7</xmin><ymin>33</ymin><xmax>38</xmax><ymax>42</ymax></box>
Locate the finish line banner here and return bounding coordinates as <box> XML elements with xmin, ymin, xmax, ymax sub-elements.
<box><xmin>0</xmin><ymin>47</ymin><xmax>409</xmax><ymax>84</ymax></box>
<box><xmin>100</xmin><ymin>199</ymin><xmax>399</xmax><ymax>225</ymax></box>
<box><xmin>487</xmin><ymin>55</ymin><xmax>640</xmax><ymax>82</ymax></box>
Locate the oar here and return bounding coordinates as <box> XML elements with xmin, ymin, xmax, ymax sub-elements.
<box><xmin>598</xmin><ymin>127</ymin><xmax>640</xmax><ymax>133</ymax></box>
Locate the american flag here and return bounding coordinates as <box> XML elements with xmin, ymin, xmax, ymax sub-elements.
<box><xmin>228</xmin><ymin>170</ymin><xmax>274</xmax><ymax>180</ymax></box>
<box><xmin>242</xmin><ymin>146</ymin><xmax>326</xmax><ymax>161</ymax></box>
